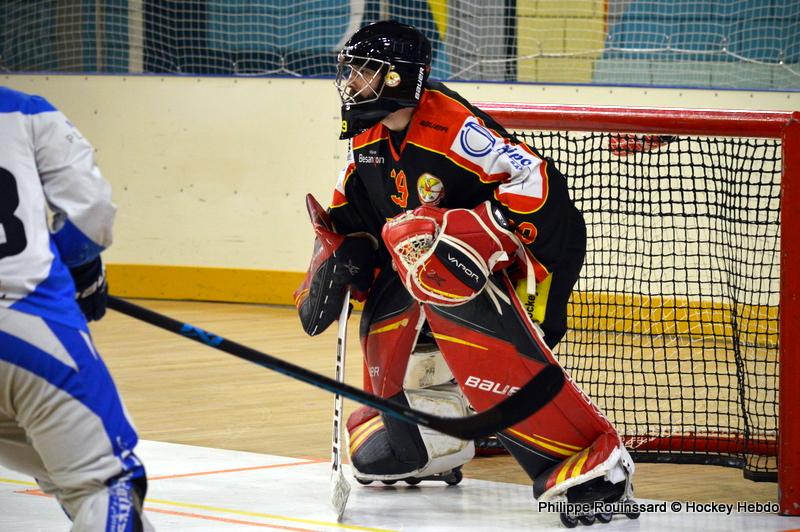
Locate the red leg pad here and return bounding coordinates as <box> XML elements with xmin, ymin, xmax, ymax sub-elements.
<box><xmin>424</xmin><ymin>274</ymin><xmax>617</xmax><ymax>478</ymax></box>
<box><xmin>361</xmin><ymin>301</ymin><xmax>422</xmax><ymax>398</ymax></box>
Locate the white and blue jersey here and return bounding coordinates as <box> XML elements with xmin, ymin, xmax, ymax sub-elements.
<box><xmin>0</xmin><ymin>86</ymin><xmax>114</xmax><ymax>329</ymax></box>
<box><xmin>0</xmin><ymin>87</ymin><xmax>151</xmax><ymax>530</ymax></box>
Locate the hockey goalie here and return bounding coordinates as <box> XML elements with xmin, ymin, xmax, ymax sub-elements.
<box><xmin>294</xmin><ymin>19</ymin><xmax>636</xmax><ymax>527</ymax></box>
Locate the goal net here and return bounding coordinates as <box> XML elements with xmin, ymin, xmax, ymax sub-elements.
<box><xmin>478</xmin><ymin>103</ymin><xmax>799</xmax><ymax>513</ymax></box>
<box><xmin>1</xmin><ymin>1</ymin><xmax>797</xmax><ymax>89</ymax></box>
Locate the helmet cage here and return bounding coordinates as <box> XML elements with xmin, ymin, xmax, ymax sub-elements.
<box><xmin>335</xmin><ymin>54</ymin><xmax>391</xmax><ymax>107</ymax></box>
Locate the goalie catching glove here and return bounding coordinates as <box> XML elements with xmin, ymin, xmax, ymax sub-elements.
<box><xmin>382</xmin><ymin>201</ymin><xmax>524</xmax><ymax>306</ymax></box>
<box><xmin>294</xmin><ymin>194</ymin><xmax>376</xmax><ymax>336</ymax></box>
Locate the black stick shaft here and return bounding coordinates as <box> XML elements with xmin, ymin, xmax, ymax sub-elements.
<box><xmin>107</xmin><ymin>296</ymin><xmax>564</xmax><ymax>440</ymax></box>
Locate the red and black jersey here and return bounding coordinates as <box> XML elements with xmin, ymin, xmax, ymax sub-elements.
<box><xmin>329</xmin><ymin>81</ymin><xmax>583</xmax><ymax>280</ymax></box>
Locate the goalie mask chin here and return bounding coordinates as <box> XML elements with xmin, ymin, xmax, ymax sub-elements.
<box><xmin>340</xmin><ymin>94</ymin><xmax>412</xmax><ymax>140</ymax></box>
<box><xmin>335</xmin><ymin>20</ymin><xmax>432</xmax><ymax>139</ymax></box>
<box><xmin>337</xmin><ymin>60</ymin><xmax>428</xmax><ymax>139</ymax></box>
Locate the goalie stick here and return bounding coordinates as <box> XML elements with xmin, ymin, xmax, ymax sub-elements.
<box><xmin>106</xmin><ymin>296</ymin><xmax>565</xmax><ymax>440</ymax></box>
<box><xmin>330</xmin><ymin>289</ymin><xmax>351</xmax><ymax>520</ymax></box>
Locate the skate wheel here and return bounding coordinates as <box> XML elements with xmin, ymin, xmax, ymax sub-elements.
<box><xmin>405</xmin><ymin>478</ymin><xmax>422</xmax><ymax>485</ymax></box>
<box><xmin>445</xmin><ymin>469</ymin><xmax>463</xmax><ymax>486</ymax></box>
<box><xmin>381</xmin><ymin>479</ymin><xmax>397</xmax><ymax>485</ymax></box>
<box><xmin>578</xmin><ymin>515</ymin><xmax>595</xmax><ymax>525</ymax></box>
<box><xmin>355</xmin><ymin>478</ymin><xmax>372</xmax><ymax>485</ymax></box>
<box><xmin>625</xmin><ymin>511</ymin><xmax>640</xmax><ymax>520</ymax></box>
<box><xmin>596</xmin><ymin>513</ymin><xmax>613</xmax><ymax>523</ymax></box>
<box><xmin>560</xmin><ymin>513</ymin><xmax>578</xmax><ymax>528</ymax></box>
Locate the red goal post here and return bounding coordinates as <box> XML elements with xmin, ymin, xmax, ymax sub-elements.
<box><xmin>478</xmin><ymin>102</ymin><xmax>799</xmax><ymax>516</ymax></box>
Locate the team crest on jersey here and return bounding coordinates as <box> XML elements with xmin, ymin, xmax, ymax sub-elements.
<box><xmin>417</xmin><ymin>173</ymin><xmax>444</xmax><ymax>205</ymax></box>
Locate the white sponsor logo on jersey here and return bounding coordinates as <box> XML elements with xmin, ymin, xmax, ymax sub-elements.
<box><xmin>496</xmin><ymin>144</ymin><xmax>534</xmax><ymax>170</ymax></box>
<box><xmin>454</xmin><ymin>117</ymin><xmax>538</xmax><ymax>173</ymax></box>
<box><xmin>452</xmin><ymin>117</ymin><xmax>546</xmax><ymax>204</ymax></box>
<box><xmin>358</xmin><ymin>153</ymin><xmax>385</xmax><ymax>164</ymax></box>
<box><xmin>459</xmin><ymin>121</ymin><xmax>496</xmax><ymax>157</ymax></box>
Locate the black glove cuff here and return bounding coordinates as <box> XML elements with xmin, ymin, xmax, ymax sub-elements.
<box><xmin>69</xmin><ymin>256</ymin><xmax>103</xmax><ymax>292</ymax></box>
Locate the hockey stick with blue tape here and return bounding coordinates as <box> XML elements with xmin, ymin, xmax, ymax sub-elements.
<box><xmin>107</xmin><ymin>295</ymin><xmax>564</xmax><ymax>441</ymax></box>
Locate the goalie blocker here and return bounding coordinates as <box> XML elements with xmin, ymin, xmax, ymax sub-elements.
<box><xmin>294</xmin><ymin>194</ymin><xmax>376</xmax><ymax>336</ymax></box>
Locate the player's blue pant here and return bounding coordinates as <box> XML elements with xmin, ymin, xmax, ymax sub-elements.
<box><xmin>0</xmin><ymin>307</ymin><xmax>152</xmax><ymax>531</ymax></box>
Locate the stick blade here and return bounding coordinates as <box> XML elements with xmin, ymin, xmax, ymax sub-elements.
<box><xmin>330</xmin><ymin>467</ymin><xmax>351</xmax><ymax>521</ymax></box>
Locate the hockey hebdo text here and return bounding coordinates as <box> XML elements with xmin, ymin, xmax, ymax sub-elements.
<box><xmin>538</xmin><ymin>500</ymin><xmax>780</xmax><ymax>515</ymax></box>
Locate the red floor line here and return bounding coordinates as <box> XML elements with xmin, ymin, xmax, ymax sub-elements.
<box><xmin>15</xmin><ymin>488</ymin><xmax>46</xmax><ymax>496</ymax></box>
<box><xmin>14</xmin><ymin>489</ymin><xmax>327</xmax><ymax>531</ymax></box>
<box><xmin>148</xmin><ymin>458</ymin><xmax>327</xmax><ymax>481</ymax></box>
<box><xmin>10</xmin><ymin>459</ymin><xmax>328</xmax><ymax>487</ymax></box>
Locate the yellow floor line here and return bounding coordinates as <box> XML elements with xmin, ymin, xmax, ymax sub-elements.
<box><xmin>144</xmin><ymin>498</ymin><xmax>396</xmax><ymax>532</ymax></box>
<box><xmin>2</xmin><ymin>476</ymin><xmax>394</xmax><ymax>531</ymax></box>
<box><xmin>0</xmin><ymin>477</ymin><xmax>37</xmax><ymax>487</ymax></box>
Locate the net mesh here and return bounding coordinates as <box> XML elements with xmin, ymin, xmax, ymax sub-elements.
<box><xmin>513</xmin><ymin>129</ymin><xmax>781</xmax><ymax>480</ymax></box>
<box><xmin>0</xmin><ymin>1</ymin><xmax>798</xmax><ymax>89</ymax></box>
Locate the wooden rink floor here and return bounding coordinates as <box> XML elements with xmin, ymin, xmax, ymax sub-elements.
<box><xmin>3</xmin><ymin>299</ymin><xmax>797</xmax><ymax>530</ymax></box>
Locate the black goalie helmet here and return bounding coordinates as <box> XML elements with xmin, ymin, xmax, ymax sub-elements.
<box><xmin>336</xmin><ymin>20</ymin><xmax>432</xmax><ymax>139</ymax></box>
